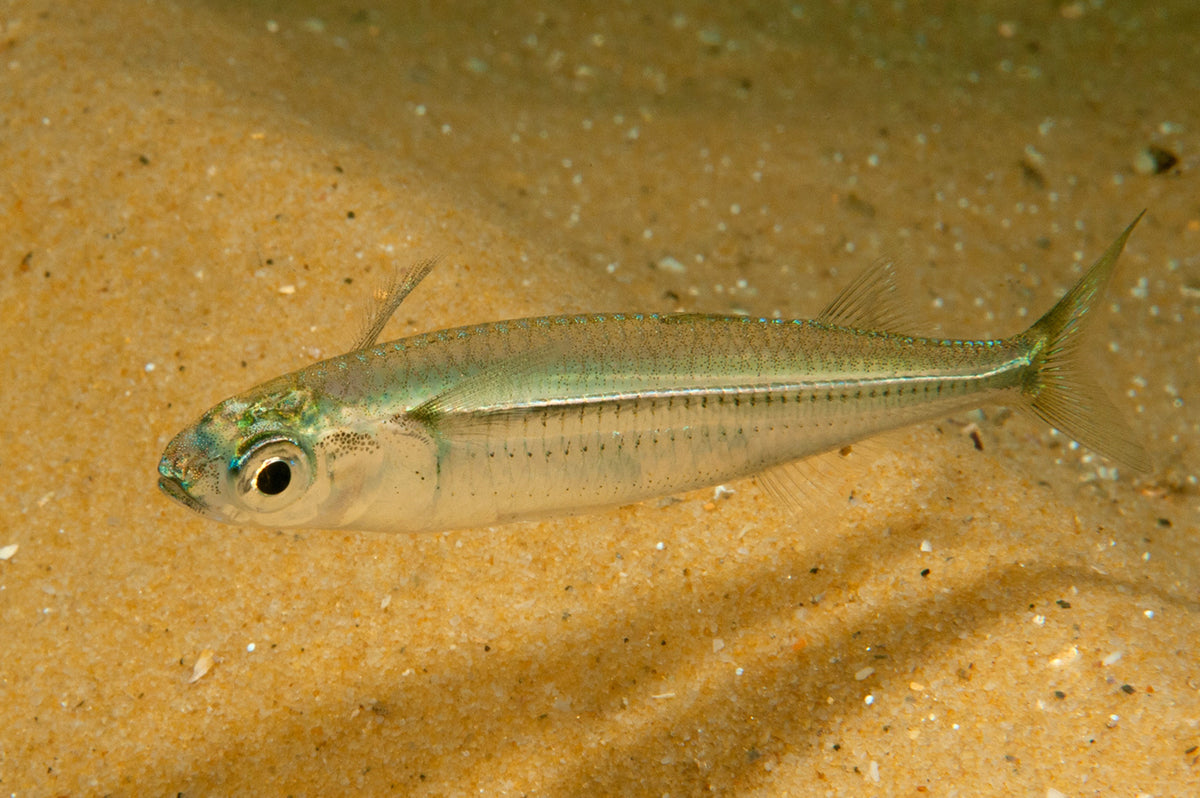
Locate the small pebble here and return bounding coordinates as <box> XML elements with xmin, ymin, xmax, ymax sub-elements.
<box><xmin>189</xmin><ymin>649</ymin><xmax>216</xmax><ymax>683</ymax></box>
<box><xmin>1133</xmin><ymin>145</ymin><xmax>1178</xmax><ymax>176</ymax></box>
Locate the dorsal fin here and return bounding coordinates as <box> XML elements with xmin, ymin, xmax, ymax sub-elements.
<box><xmin>351</xmin><ymin>257</ymin><xmax>440</xmax><ymax>352</ymax></box>
<box><xmin>815</xmin><ymin>259</ymin><xmax>912</xmax><ymax>333</ymax></box>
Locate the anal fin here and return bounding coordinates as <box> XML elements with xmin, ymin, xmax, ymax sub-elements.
<box><xmin>755</xmin><ymin>441</ymin><xmax>876</xmax><ymax>517</ymax></box>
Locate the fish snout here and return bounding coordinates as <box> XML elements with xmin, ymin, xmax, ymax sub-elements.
<box><xmin>157</xmin><ymin>428</ymin><xmax>217</xmax><ymax>516</ymax></box>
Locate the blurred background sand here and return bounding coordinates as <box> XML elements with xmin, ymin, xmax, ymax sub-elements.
<box><xmin>2</xmin><ymin>1</ymin><xmax>1198</xmax><ymax>794</ymax></box>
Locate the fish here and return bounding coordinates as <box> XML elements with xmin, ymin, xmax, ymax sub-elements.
<box><xmin>158</xmin><ymin>214</ymin><xmax>1149</xmax><ymax>533</ymax></box>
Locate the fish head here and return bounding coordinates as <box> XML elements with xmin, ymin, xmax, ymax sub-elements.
<box><xmin>158</xmin><ymin>379</ymin><xmax>342</xmax><ymax>528</ymax></box>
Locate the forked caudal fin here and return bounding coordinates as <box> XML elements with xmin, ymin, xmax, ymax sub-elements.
<box><xmin>1020</xmin><ymin>211</ymin><xmax>1150</xmax><ymax>472</ymax></box>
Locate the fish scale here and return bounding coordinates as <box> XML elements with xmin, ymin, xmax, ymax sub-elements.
<box><xmin>390</xmin><ymin>316</ymin><xmax>1028</xmax><ymax>531</ymax></box>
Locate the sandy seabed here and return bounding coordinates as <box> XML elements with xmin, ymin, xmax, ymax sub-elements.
<box><xmin>2</xmin><ymin>2</ymin><xmax>1199</xmax><ymax>795</ymax></box>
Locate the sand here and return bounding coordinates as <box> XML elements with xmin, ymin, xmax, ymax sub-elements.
<box><xmin>2</xmin><ymin>1</ymin><xmax>1198</xmax><ymax>795</ymax></box>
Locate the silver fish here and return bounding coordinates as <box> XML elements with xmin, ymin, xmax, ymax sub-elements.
<box><xmin>159</xmin><ymin>215</ymin><xmax>1148</xmax><ymax>533</ymax></box>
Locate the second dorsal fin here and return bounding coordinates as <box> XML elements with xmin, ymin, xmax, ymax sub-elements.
<box><xmin>815</xmin><ymin>259</ymin><xmax>912</xmax><ymax>334</ymax></box>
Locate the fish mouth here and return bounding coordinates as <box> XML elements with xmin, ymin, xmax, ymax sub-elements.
<box><xmin>158</xmin><ymin>474</ymin><xmax>208</xmax><ymax>515</ymax></box>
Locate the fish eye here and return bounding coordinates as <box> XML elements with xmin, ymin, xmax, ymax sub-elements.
<box><xmin>255</xmin><ymin>458</ymin><xmax>292</xmax><ymax>495</ymax></box>
<box><xmin>234</xmin><ymin>437</ymin><xmax>311</xmax><ymax>513</ymax></box>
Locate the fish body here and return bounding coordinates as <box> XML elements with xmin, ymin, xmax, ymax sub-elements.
<box><xmin>159</xmin><ymin>216</ymin><xmax>1148</xmax><ymax>533</ymax></box>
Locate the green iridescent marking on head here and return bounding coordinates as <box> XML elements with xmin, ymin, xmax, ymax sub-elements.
<box><xmin>233</xmin><ymin>387</ymin><xmax>321</xmax><ymax>433</ymax></box>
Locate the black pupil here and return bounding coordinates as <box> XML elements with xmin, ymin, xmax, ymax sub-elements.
<box><xmin>256</xmin><ymin>459</ymin><xmax>292</xmax><ymax>495</ymax></box>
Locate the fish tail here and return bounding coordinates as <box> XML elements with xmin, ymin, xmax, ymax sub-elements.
<box><xmin>1019</xmin><ymin>211</ymin><xmax>1150</xmax><ymax>471</ymax></box>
